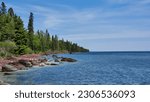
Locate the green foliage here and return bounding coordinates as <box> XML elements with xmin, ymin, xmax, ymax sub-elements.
<box><xmin>0</xmin><ymin>41</ymin><xmax>16</xmax><ymax>57</ymax></box>
<box><xmin>14</xmin><ymin>45</ymin><xmax>33</xmax><ymax>55</ymax></box>
<box><xmin>0</xmin><ymin>41</ymin><xmax>17</xmax><ymax>51</ymax></box>
<box><xmin>0</xmin><ymin>50</ymin><xmax>12</xmax><ymax>58</ymax></box>
<box><xmin>14</xmin><ymin>15</ymin><xmax>28</xmax><ymax>45</ymax></box>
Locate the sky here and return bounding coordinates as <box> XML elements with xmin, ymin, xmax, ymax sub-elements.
<box><xmin>2</xmin><ymin>0</ymin><xmax>150</xmax><ymax>51</ymax></box>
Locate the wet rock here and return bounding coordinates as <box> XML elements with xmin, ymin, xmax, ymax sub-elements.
<box><xmin>61</xmin><ymin>57</ymin><xmax>77</xmax><ymax>62</ymax></box>
<box><xmin>52</xmin><ymin>55</ymin><xmax>61</xmax><ymax>62</ymax></box>
<box><xmin>38</xmin><ymin>58</ymin><xmax>47</xmax><ymax>63</ymax></box>
<box><xmin>51</xmin><ymin>62</ymin><xmax>59</xmax><ymax>65</ymax></box>
<box><xmin>18</xmin><ymin>59</ymin><xmax>32</xmax><ymax>67</ymax></box>
<box><xmin>45</xmin><ymin>62</ymin><xmax>51</xmax><ymax>65</ymax></box>
<box><xmin>30</xmin><ymin>60</ymin><xmax>39</xmax><ymax>66</ymax></box>
<box><xmin>0</xmin><ymin>80</ymin><xmax>9</xmax><ymax>85</ymax></box>
<box><xmin>39</xmin><ymin>63</ymin><xmax>45</xmax><ymax>67</ymax></box>
<box><xmin>9</xmin><ymin>62</ymin><xmax>26</xmax><ymax>70</ymax></box>
<box><xmin>4</xmin><ymin>72</ymin><xmax>14</xmax><ymax>75</ymax></box>
<box><xmin>2</xmin><ymin>64</ymin><xmax>18</xmax><ymax>72</ymax></box>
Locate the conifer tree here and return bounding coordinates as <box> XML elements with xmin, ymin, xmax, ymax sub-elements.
<box><xmin>45</xmin><ymin>29</ymin><xmax>51</xmax><ymax>50</ymax></box>
<box><xmin>8</xmin><ymin>7</ymin><xmax>14</xmax><ymax>17</ymax></box>
<box><xmin>0</xmin><ymin>2</ymin><xmax>7</xmax><ymax>15</ymax></box>
<box><xmin>28</xmin><ymin>12</ymin><xmax>34</xmax><ymax>50</ymax></box>
<box><xmin>14</xmin><ymin>15</ymin><xmax>27</xmax><ymax>45</ymax></box>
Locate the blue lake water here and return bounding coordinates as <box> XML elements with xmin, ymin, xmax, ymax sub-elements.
<box><xmin>3</xmin><ymin>52</ymin><xmax>150</xmax><ymax>85</ymax></box>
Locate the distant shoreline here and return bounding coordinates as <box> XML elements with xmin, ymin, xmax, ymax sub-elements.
<box><xmin>88</xmin><ymin>51</ymin><xmax>150</xmax><ymax>53</ymax></box>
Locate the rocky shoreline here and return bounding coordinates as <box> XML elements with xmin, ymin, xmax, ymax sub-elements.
<box><xmin>0</xmin><ymin>54</ymin><xmax>77</xmax><ymax>85</ymax></box>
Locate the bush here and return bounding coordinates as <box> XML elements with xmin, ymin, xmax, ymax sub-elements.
<box><xmin>0</xmin><ymin>50</ymin><xmax>13</xmax><ymax>58</ymax></box>
<box><xmin>0</xmin><ymin>41</ymin><xmax>16</xmax><ymax>58</ymax></box>
<box><xmin>0</xmin><ymin>41</ymin><xmax>17</xmax><ymax>52</ymax></box>
<box><xmin>14</xmin><ymin>45</ymin><xmax>33</xmax><ymax>55</ymax></box>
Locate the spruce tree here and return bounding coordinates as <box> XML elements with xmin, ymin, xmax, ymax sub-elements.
<box><xmin>28</xmin><ymin>12</ymin><xmax>34</xmax><ymax>50</ymax></box>
<box><xmin>45</xmin><ymin>29</ymin><xmax>51</xmax><ymax>50</ymax></box>
<box><xmin>14</xmin><ymin>15</ymin><xmax>27</xmax><ymax>45</ymax></box>
<box><xmin>8</xmin><ymin>7</ymin><xmax>14</xmax><ymax>17</ymax></box>
<box><xmin>0</xmin><ymin>2</ymin><xmax>7</xmax><ymax>15</ymax></box>
<box><xmin>54</xmin><ymin>35</ymin><xmax>59</xmax><ymax>50</ymax></box>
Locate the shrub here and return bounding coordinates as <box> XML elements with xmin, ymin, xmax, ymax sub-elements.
<box><xmin>0</xmin><ymin>41</ymin><xmax>17</xmax><ymax>52</ymax></box>
<box><xmin>0</xmin><ymin>49</ymin><xmax>13</xmax><ymax>58</ymax></box>
<box><xmin>14</xmin><ymin>45</ymin><xmax>33</xmax><ymax>55</ymax></box>
<box><xmin>0</xmin><ymin>41</ymin><xmax>16</xmax><ymax>57</ymax></box>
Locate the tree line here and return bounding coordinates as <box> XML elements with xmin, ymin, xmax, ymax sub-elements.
<box><xmin>0</xmin><ymin>2</ymin><xmax>89</xmax><ymax>56</ymax></box>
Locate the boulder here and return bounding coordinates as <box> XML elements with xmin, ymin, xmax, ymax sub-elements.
<box><xmin>2</xmin><ymin>64</ymin><xmax>18</xmax><ymax>72</ymax></box>
<box><xmin>18</xmin><ymin>59</ymin><xmax>32</xmax><ymax>67</ymax></box>
<box><xmin>30</xmin><ymin>60</ymin><xmax>39</xmax><ymax>66</ymax></box>
<box><xmin>51</xmin><ymin>62</ymin><xmax>59</xmax><ymax>65</ymax></box>
<box><xmin>39</xmin><ymin>63</ymin><xmax>45</xmax><ymax>67</ymax></box>
<box><xmin>4</xmin><ymin>72</ymin><xmax>14</xmax><ymax>75</ymax></box>
<box><xmin>55</xmin><ymin>59</ymin><xmax>61</xmax><ymax>62</ymax></box>
<box><xmin>52</xmin><ymin>55</ymin><xmax>61</xmax><ymax>62</ymax></box>
<box><xmin>38</xmin><ymin>58</ymin><xmax>47</xmax><ymax>63</ymax></box>
<box><xmin>45</xmin><ymin>62</ymin><xmax>52</xmax><ymax>65</ymax></box>
<box><xmin>9</xmin><ymin>62</ymin><xmax>26</xmax><ymax>70</ymax></box>
<box><xmin>0</xmin><ymin>80</ymin><xmax>9</xmax><ymax>85</ymax></box>
<box><xmin>61</xmin><ymin>57</ymin><xmax>77</xmax><ymax>62</ymax></box>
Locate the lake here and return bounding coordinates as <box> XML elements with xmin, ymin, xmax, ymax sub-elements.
<box><xmin>3</xmin><ymin>52</ymin><xmax>150</xmax><ymax>85</ymax></box>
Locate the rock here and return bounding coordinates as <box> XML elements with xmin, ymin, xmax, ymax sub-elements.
<box><xmin>0</xmin><ymin>80</ymin><xmax>9</xmax><ymax>85</ymax></box>
<box><xmin>18</xmin><ymin>59</ymin><xmax>32</xmax><ymax>67</ymax></box>
<box><xmin>52</xmin><ymin>55</ymin><xmax>61</xmax><ymax>62</ymax></box>
<box><xmin>30</xmin><ymin>60</ymin><xmax>39</xmax><ymax>66</ymax></box>
<box><xmin>51</xmin><ymin>62</ymin><xmax>59</xmax><ymax>65</ymax></box>
<box><xmin>39</xmin><ymin>63</ymin><xmax>45</xmax><ymax>67</ymax></box>
<box><xmin>38</xmin><ymin>58</ymin><xmax>47</xmax><ymax>63</ymax></box>
<box><xmin>45</xmin><ymin>62</ymin><xmax>52</xmax><ymax>65</ymax></box>
<box><xmin>52</xmin><ymin>55</ymin><xmax>59</xmax><ymax>59</ymax></box>
<box><xmin>4</xmin><ymin>72</ymin><xmax>14</xmax><ymax>75</ymax></box>
<box><xmin>9</xmin><ymin>62</ymin><xmax>26</xmax><ymax>70</ymax></box>
<box><xmin>61</xmin><ymin>57</ymin><xmax>77</xmax><ymax>62</ymax></box>
<box><xmin>54</xmin><ymin>59</ymin><xmax>61</xmax><ymax>62</ymax></box>
<box><xmin>2</xmin><ymin>64</ymin><xmax>18</xmax><ymax>72</ymax></box>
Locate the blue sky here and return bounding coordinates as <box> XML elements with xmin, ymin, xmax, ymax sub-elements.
<box><xmin>2</xmin><ymin>0</ymin><xmax>150</xmax><ymax>51</ymax></box>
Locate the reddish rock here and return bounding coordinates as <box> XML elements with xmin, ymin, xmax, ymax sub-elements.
<box><xmin>61</xmin><ymin>57</ymin><xmax>77</xmax><ymax>62</ymax></box>
<box><xmin>18</xmin><ymin>59</ymin><xmax>32</xmax><ymax>67</ymax></box>
<box><xmin>2</xmin><ymin>64</ymin><xmax>18</xmax><ymax>72</ymax></box>
<box><xmin>9</xmin><ymin>62</ymin><xmax>26</xmax><ymax>70</ymax></box>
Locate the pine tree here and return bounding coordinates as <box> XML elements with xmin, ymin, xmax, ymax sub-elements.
<box><xmin>28</xmin><ymin>12</ymin><xmax>34</xmax><ymax>50</ymax></box>
<box><xmin>45</xmin><ymin>29</ymin><xmax>51</xmax><ymax>50</ymax></box>
<box><xmin>55</xmin><ymin>35</ymin><xmax>59</xmax><ymax>50</ymax></box>
<box><xmin>0</xmin><ymin>2</ymin><xmax>7</xmax><ymax>15</ymax></box>
<box><xmin>8</xmin><ymin>7</ymin><xmax>14</xmax><ymax>17</ymax></box>
<box><xmin>2</xmin><ymin>14</ymin><xmax>15</xmax><ymax>41</ymax></box>
<box><xmin>14</xmin><ymin>15</ymin><xmax>27</xmax><ymax>45</ymax></box>
<box><xmin>51</xmin><ymin>35</ymin><xmax>55</xmax><ymax>51</ymax></box>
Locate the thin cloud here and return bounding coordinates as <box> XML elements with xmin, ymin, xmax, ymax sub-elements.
<box><xmin>5</xmin><ymin>0</ymin><xmax>150</xmax><ymax>50</ymax></box>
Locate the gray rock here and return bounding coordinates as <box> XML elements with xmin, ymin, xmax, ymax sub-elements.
<box><xmin>45</xmin><ymin>62</ymin><xmax>51</xmax><ymax>65</ymax></box>
<box><xmin>51</xmin><ymin>62</ymin><xmax>59</xmax><ymax>65</ymax></box>
<box><xmin>9</xmin><ymin>62</ymin><xmax>26</xmax><ymax>70</ymax></box>
<box><xmin>30</xmin><ymin>60</ymin><xmax>39</xmax><ymax>66</ymax></box>
<box><xmin>2</xmin><ymin>64</ymin><xmax>18</xmax><ymax>72</ymax></box>
<box><xmin>4</xmin><ymin>72</ymin><xmax>14</xmax><ymax>75</ymax></box>
<box><xmin>19</xmin><ymin>59</ymin><xmax>32</xmax><ymax>67</ymax></box>
<box><xmin>39</xmin><ymin>63</ymin><xmax>45</xmax><ymax>67</ymax></box>
<box><xmin>0</xmin><ymin>80</ymin><xmax>9</xmax><ymax>85</ymax></box>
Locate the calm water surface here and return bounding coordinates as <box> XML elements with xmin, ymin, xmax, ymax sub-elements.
<box><xmin>3</xmin><ymin>52</ymin><xmax>150</xmax><ymax>85</ymax></box>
